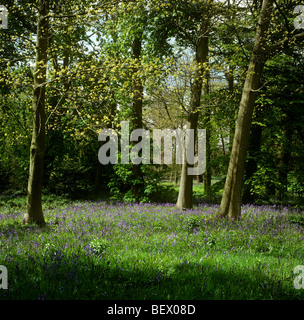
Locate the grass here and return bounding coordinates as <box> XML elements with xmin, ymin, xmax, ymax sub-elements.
<box><xmin>1</xmin><ymin>195</ymin><xmax>304</xmax><ymax>300</ymax></box>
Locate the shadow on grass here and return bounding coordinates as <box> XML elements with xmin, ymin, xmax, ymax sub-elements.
<box><xmin>1</xmin><ymin>251</ymin><xmax>302</xmax><ymax>300</ymax></box>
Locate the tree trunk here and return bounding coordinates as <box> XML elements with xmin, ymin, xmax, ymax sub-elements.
<box><xmin>176</xmin><ymin>111</ymin><xmax>199</xmax><ymax>209</ymax></box>
<box><xmin>203</xmin><ymin>63</ymin><xmax>211</xmax><ymax>196</ymax></box>
<box><xmin>275</xmin><ymin>127</ymin><xmax>291</xmax><ymax>201</ymax></box>
<box><xmin>217</xmin><ymin>0</ymin><xmax>274</xmax><ymax>220</ymax></box>
<box><xmin>242</xmin><ymin>122</ymin><xmax>262</xmax><ymax>203</ymax></box>
<box><xmin>130</xmin><ymin>34</ymin><xmax>144</xmax><ymax>200</ymax></box>
<box><xmin>204</xmin><ymin>125</ymin><xmax>212</xmax><ymax>196</ymax></box>
<box><xmin>176</xmin><ymin>20</ymin><xmax>209</xmax><ymax>209</ymax></box>
<box><xmin>23</xmin><ymin>0</ymin><xmax>49</xmax><ymax>225</ymax></box>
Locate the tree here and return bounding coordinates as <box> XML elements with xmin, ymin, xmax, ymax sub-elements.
<box><xmin>22</xmin><ymin>0</ymin><xmax>119</xmax><ymax>216</ymax></box>
<box><xmin>130</xmin><ymin>24</ymin><xmax>145</xmax><ymax>199</ymax></box>
<box><xmin>175</xmin><ymin>0</ymin><xmax>213</xmax><ymax>209</ymax></box>
<box><xmin>23</xmin><ymin>0</ymin><xmax>49</xmax><ymax>224</ymax></box>
<box><xmin>217</xmin><ymin>0</ymin><xmax>304</xmax><ymax>220</ymax></box>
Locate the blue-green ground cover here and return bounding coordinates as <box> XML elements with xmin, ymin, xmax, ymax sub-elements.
<box><xmin>1</xmin><ymin>198</ymin><xmax>304</xmax><ymax>300</ymax></box>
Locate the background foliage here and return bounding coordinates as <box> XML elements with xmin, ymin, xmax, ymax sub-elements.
<box><xmin>0</xmin><ymin>0</ymin><xmax>303</xmax><ymax>206</ymax></box>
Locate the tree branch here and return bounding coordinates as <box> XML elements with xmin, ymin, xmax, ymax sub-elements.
<box><xmin>267</xmin><ymin>31</ymin><xmax>304</xmax><ymax>57</ymax></box>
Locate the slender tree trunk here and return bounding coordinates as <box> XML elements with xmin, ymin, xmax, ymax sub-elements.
<box><xmin>130</xmin><ymin>34</ymin><xmax>144</xmax><ymax>200</ymax></box>
<box><xmin>275</xmin><ymin>127</ymin><xmax>291</xmax><ymax>201</ymax></box>
<box><xmin>176</xmin><ymin>19</ymin><xmax>209</xmax><ymax>209</ymax></box>
<box><xmin>204</xmin><ymin>119</ymin><xmax>212</xmax><ymax>196</ymax></box>
<box><xmin>227</xmin><ymin>65</ymin><xmax>235</xmax><ymax>153</ymax></box>
<box><xmin>176</xmin><ymin>111</ymin><xmax>199</xmax><ymax>209</ymax></box>
<box><xmin>217</xmin><ymin>0</ymin><xmax>274</xmax><ymax>220</ymax></box>
<box><xmin>203</xmin><ymin>62</ymin><xmax>211</xmax><ymax>196</ymax></box>
<box><xmin>242</xmin><ymin>122</ymin><xmax>262</xmax><ymax>203</ymax></box>
<box><xmin>23</xmin><ymin>0</ymin><xmax>49</xmax><ymax>224</ymax></box>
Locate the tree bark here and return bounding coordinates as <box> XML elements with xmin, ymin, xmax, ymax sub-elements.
<box><xmin>23</xmin><ymin>0</ymin><xmax>49</xmax><ymax>225</ymax></box>
<box><xmin>203</xmin><ymin>62</ymin><xmax>211</xmax><ymax>196</ymax></box>
<box><xmin>176</xmin><ymin>19</ymin><xmax>209</xmax><ymax>209</ymax></box>
<box><xmin>130</xmin><ymin>34</ymin><xmax>144</xmax><ymax>200</ymax></box>
<box><xmin>204</xmin><ymin>119</ymin><xmax>212</xmax><ymax>196</ymax></box>
<box><xmin>217</xmin><ymin>0</ymin><xmax>274</xmax><ymax>220</ymax></box>
<box><xmin>176</xmin><ymin>111</ymin><xmax>199</xmax><ymax>209</ymax></box>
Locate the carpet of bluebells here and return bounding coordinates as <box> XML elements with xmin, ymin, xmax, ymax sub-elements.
<box><xmin>1</xmin><ymin>198</ymin><xmax>304</xmax><ymax>300</ymax></box>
